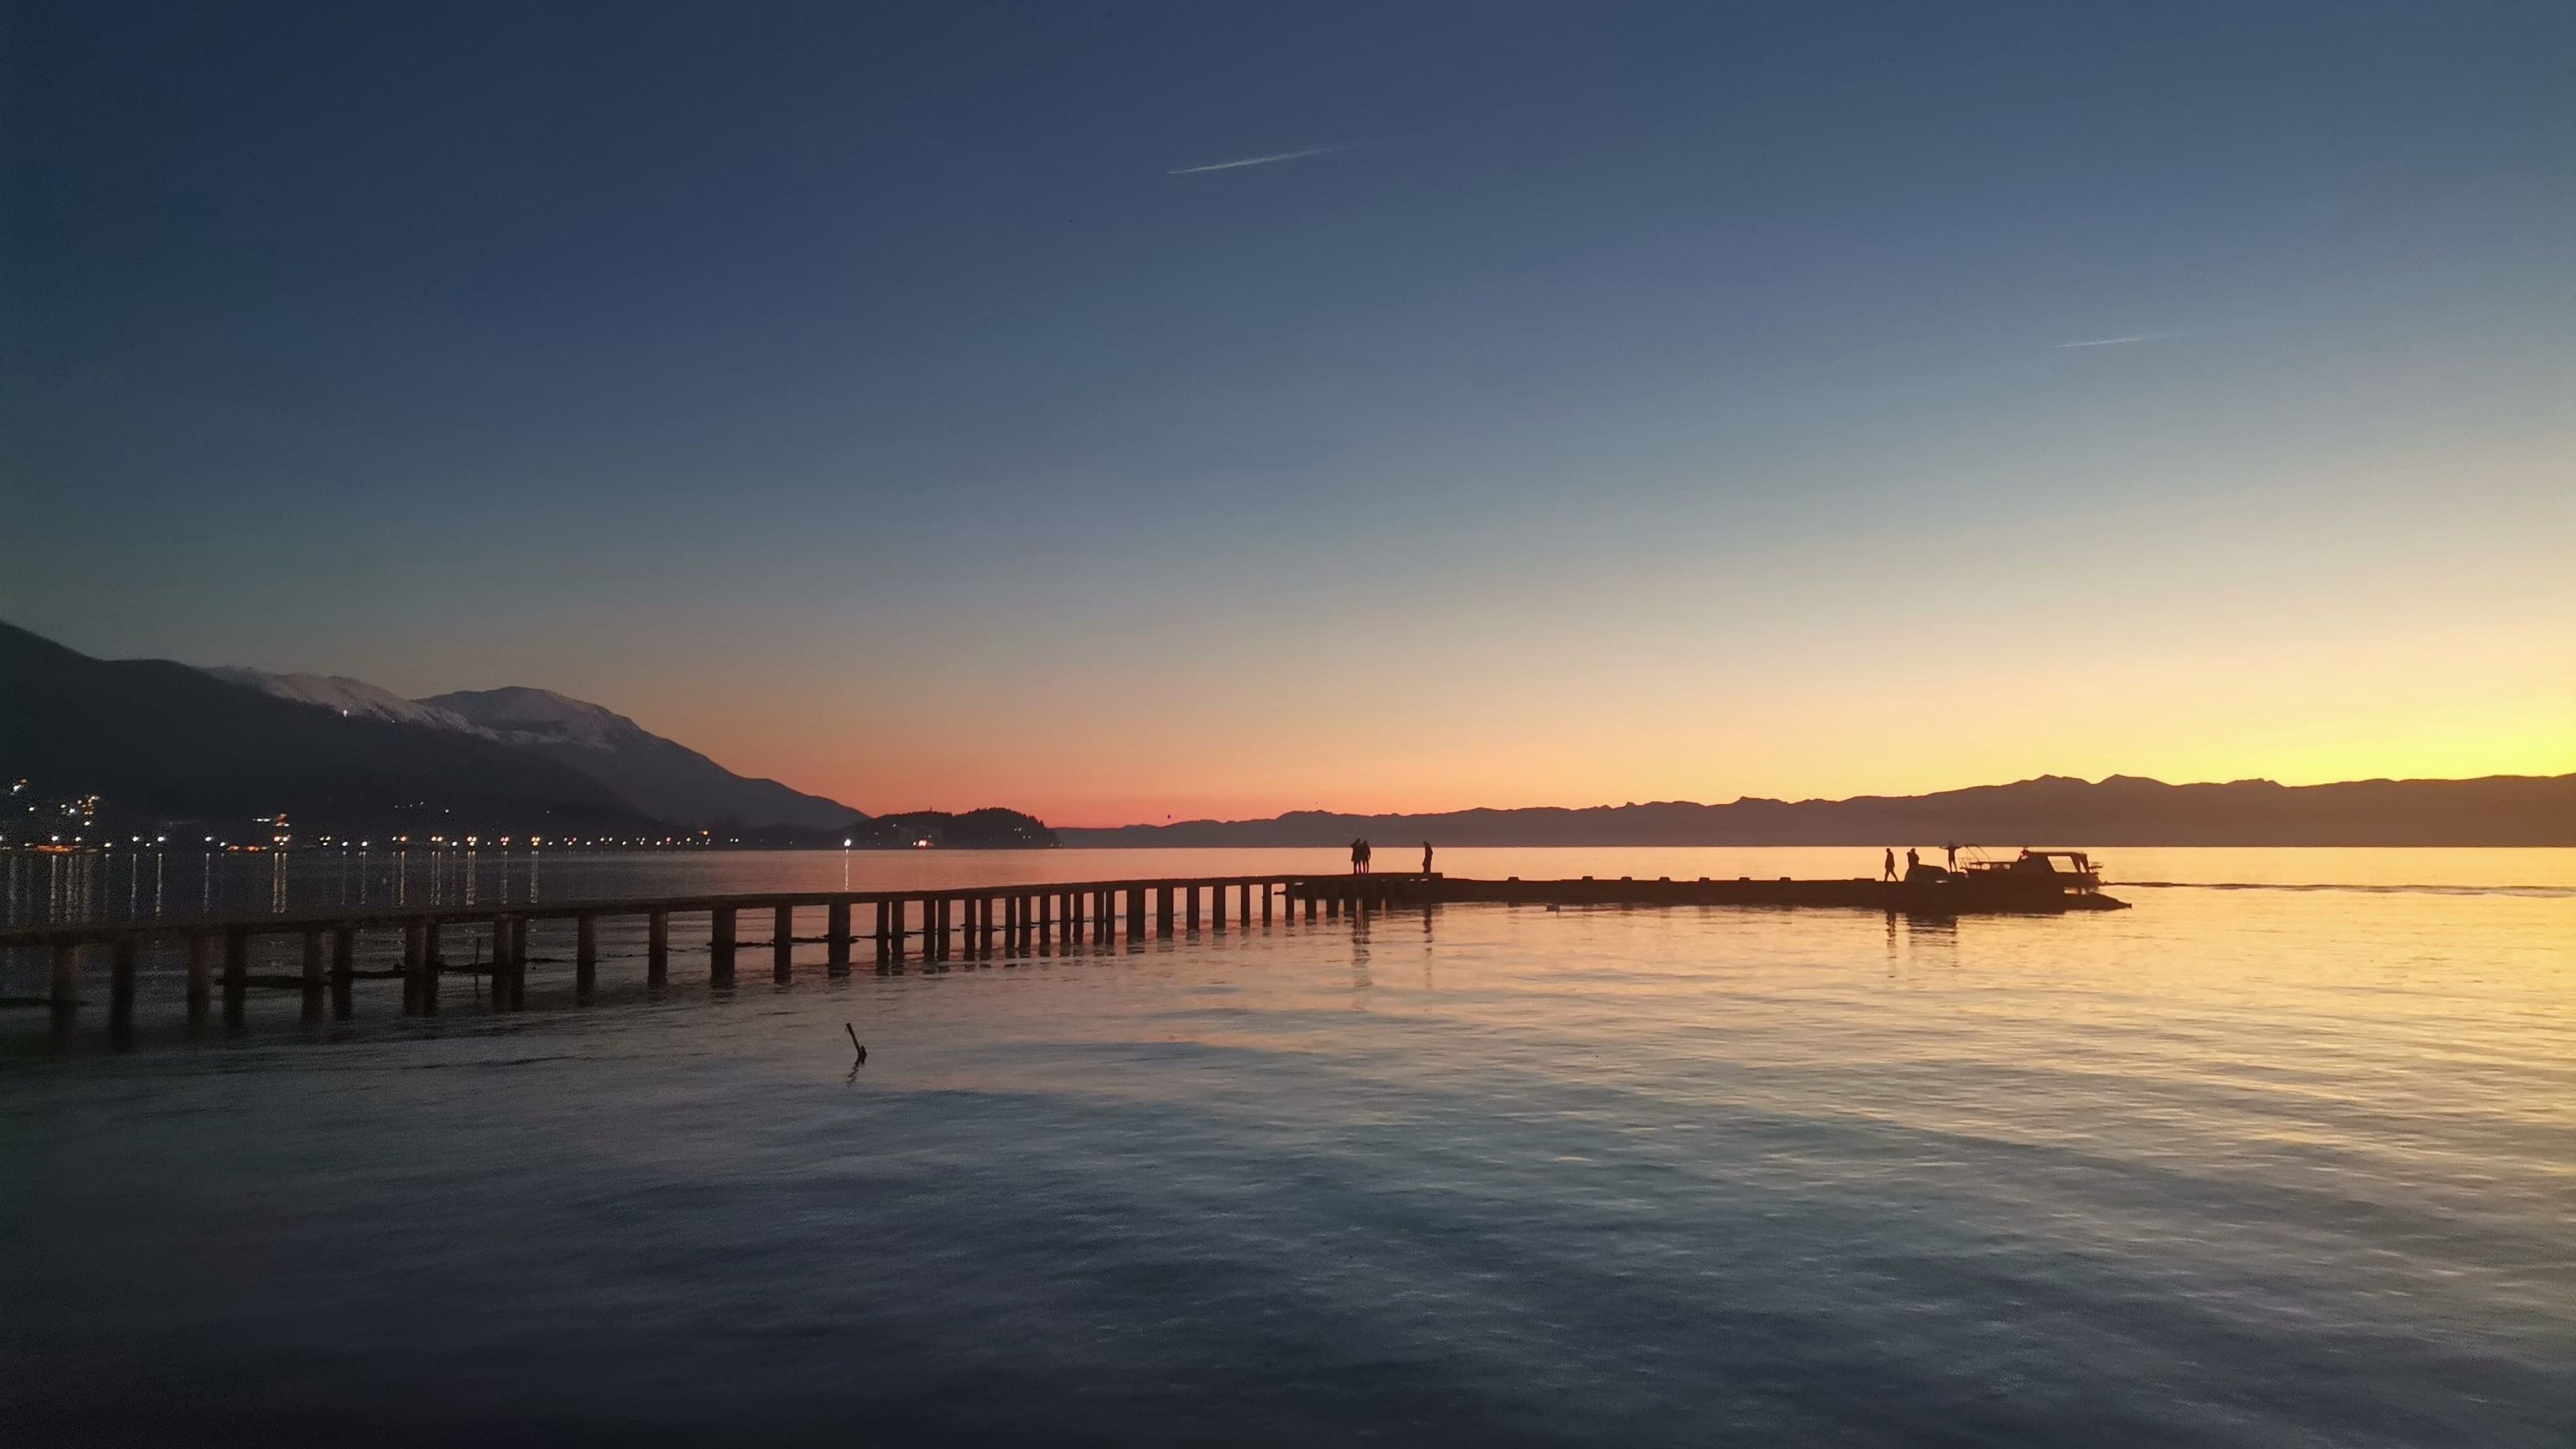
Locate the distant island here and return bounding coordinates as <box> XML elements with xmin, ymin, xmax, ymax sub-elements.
<box><xmin>845</xmin><ymin>809</ymin><xmax>1057</xmax><ymax>850</ymax></box>
<box><xmin>1059</xmin><ymin>773</ymin><xmax>2576</xmax><ymax>849</ymax></box>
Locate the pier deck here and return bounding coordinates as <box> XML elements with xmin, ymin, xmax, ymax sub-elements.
<box><xmin>4</xmin><ymin>869</ymin><xmax>2124</xmax><ymax>1036</ymax></box>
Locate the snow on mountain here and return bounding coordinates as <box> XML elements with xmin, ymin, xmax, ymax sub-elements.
<box><xmin>421</xmin><ymin>685</ymin><xmax>642</xmax><ymax>752</ymax></box>
<box><xmin>423</xmin><ymin>686</ymin><xmax>865</xmax><ymax>831</ymax></box>
<box><xmin>204</xmin><ymin>667</ymin><xmax>497</xmax><ymax>738</ymax></box>
<box><xmin>195</xmin><ymin>667</ymin><xmax>866</xmax><ymax>831</ymax></box>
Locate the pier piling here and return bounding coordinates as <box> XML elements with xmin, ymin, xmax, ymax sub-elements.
<box><xmin>331</xmin><ymin>925</ymin><xmax>355</xmax><ymax>1019</ymax></box>
<box><xmin>420</xmin><ymin>920</ymin><xmax>443</xmax><ymax>1012</ymax></box>
<box><xmin>109</xmin><ymin>938</ymin><xmax>137</xmax><ymax>1036</ymax></box>
<box><xmin>187</xmin><ymin>932</ymin><xmax>214</xmax><ymax>1022</ymax></box>
<box><xmin>301</xmin><ymin>929</ymin><xmax>326</xmax><ymax>1020</ymax></box>
<box><xmin>709</xmin><ymin>907</ymin><xmax>737</xmax><ymax>986</ymax></box>
<box><xmin>51</xmin><ymin>942</ymin><xmax>81</xmax><ymax>1024</ymax></box>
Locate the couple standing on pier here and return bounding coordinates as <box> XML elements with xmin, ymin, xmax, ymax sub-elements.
<box><xmin>1350</xmin><ymin>839</ymin><xmax>1435</xmax><ymax>875</ymax></box>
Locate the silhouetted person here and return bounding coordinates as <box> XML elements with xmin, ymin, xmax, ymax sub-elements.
<box><xmin>1359</xmin><ymin>839</ymin><xmax>1373</xmax><ymax>874</ymax></box>
<box><xmin>1351</xmin><ymin>838</ymin><xmax>1364</xmax><ymax>874</ymax></box>
<box><xmin>1421</xmin><ymin>841</ymin><xmax>1433</xmax><ymax>875</ymax></box>
<box><xmin>1944</xmin><ymin>843</ymin><xmax>1958</xmax><ymax>870</ymax></box>
<box><xmin>1905</xmin><ymin>848</ymin><xmax>1920</xmax><ymax>876</ymax></box>
<box><xmin>1883</xmin><ymin>848</ymin><xmax>1897</xmax><ymax>882</ymax></box>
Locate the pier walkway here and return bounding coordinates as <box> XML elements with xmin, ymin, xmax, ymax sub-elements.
<box><xmin>4</xmin><ymin>869</ymin><xmax>2123</xmax><ymax>1037</ymax></box>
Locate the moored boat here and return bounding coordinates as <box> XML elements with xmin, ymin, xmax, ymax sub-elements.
<box><xmin>1905</xmin><ymin>847</ymin><xmax>2124</xmax><ymax>910</ymax></box>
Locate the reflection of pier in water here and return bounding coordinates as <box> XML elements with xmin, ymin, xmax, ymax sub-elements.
<box><xmin>6</xmin><ymin>869</ymin><xmax>2123</xmax><ymax>1042</ymax></box>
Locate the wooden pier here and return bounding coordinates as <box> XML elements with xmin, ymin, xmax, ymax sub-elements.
<box><xmin>3</xmin><ymin>869</ymin><xmax>2123</xmax><ymax>1036</ymax></box>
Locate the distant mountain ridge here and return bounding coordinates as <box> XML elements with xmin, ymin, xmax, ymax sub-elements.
<box><xmin>3</xmin><ymin>622</ymin><xmax>650</xmax><ymax>835</ymax></box>
<box><xmin>204</xmin><ymin>667</ymin><xmax>862</xmax><ymax>832</ymax></box>
<box><xmin>12</xmin><ymin>621</ymin><xmax>2563</xmax><ymax>847</ymax></box>
<box><xmin>1060</xmin><ymin>772</ymin><xmax>2576</xmax><ymax>848</ymax></box>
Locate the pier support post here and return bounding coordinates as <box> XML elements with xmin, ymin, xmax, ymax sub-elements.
<box><xmin>1186</xmin><ymin>886</ymin><xmax>1200</xmax><ymax>933</ymax></box>
<box><xmin>223</xmin><ymin>928</ymin><xmax>249</xmax><ymax>1022</ymax></box>
<box><xmin>774</xmin><ymin>903</ymin><xmax>795</xmax><ymax>983</ymax></box>
<box><xmin>933</xmin><ymin>897</ymin><xmax>951</xmax><ymax>961</ymax></box>
<box><xmin>828</xmin><ymin>900</ymin><xmax>852</xmax><ymax>974</ymax></box>
<box><xmin>420</xmin><ymin>921</ymin><xmax>442</xmax><ymax>1013</ymax></box>
<box><xmin>400</xmin><ymin>922</ymin><xmax>423</xmax><ymax>1013</ymax></box>
<box><xmin>647</xmin><ymin>910</ymin><xmax>669</xmax><ymax>987</ymax></box>
<box><xmin>513</xmin><ymin>916</ymin><xmax>531</xmax><ymax>1008</ymax></box>
<box><xmin>576</xmin><ymin>913</ymin><xmax>598</xmax><ymax>995</ymax></box>
<box><xmin>981</xmin><ymin>896</ymin><xmax>997</xmax><ymax>955</ymax></box>
<box><xmin>109</xmin><ymin>938</ymin><xmax>137</xmax><ymax>1038</ymax></box>
<box><xmin>709</xmin><ymin>907</ymin><xmax>737</xmax><ymax>986</ymax></box>
<box><xmin>491</xmin><ymin>917</ymin><xmax>521</xmax><ymax>1010</ymax></box>
<box><xmin>507</xmin><ymin>916</ymin><xmax>529</xmax><ymax>1009</ymax></box>
<box><xmin>876</xmin><ymin>899</ymin><xmax>896</xmax><ymax>965</ymax></box>
<box><xmin>1005</xmin><ymin>894</ymin><xmax>1022</xmax><ymax>953</ymax></box>
<box><xmin>1157</xmin><ymin>886</ymin><xmax>1175</xmax><ymax>939</ymax></box>
<box><xmin>1262</xmin><ymin>882</ymin><xmax>1273</xmax><ymax>924</ymax></box>
<box><xmin>331</xmin><ymin>925</ymin><xmax>355</xmax><ymax>1019</ymax></box>
<box><xmin>1127</xmin><ymin>886</ymin><xmax>1145</xmax><ymax>941</ymax></box>
<box><xmin>50</xmin><ymin>942</ymin><xmax>81</xmax><ymax>1026</ymax></box>
<box><xmin>1213</xmin><ymin>884</ymin><xmax>1227</xmax><ymax>930</ymax></box>
<box><xmin>188</xmin><ymin>932</ymin><xmax>215</xmax><ymax>1023</ymax></box>
<box><xmin>302</xmin><ymin>929</ymin><xmax>327</xmax><ymax>1020</ymax></box>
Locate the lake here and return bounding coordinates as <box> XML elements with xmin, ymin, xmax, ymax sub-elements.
<box><xmin>4</xmin><ymin>847</ymin><xmax>2570</xmax><ymax>1445</ymax></box>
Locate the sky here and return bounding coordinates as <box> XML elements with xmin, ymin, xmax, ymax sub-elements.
<box><xmin>4</xmin><ymin>2</ymin><xmax>2569</xmax><ymax>825</ymax></box>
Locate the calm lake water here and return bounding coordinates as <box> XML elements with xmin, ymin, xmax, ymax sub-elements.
<box><xmin>5</xmin><ymin>848</ymin><xmax>2571</xmax><ymax>1445</ymax></box>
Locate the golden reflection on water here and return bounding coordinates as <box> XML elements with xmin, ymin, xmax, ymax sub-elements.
<box><xmin>4</xmin><ymin>847</ymin><xmax>2568</xmax><ymax>1443</ymax></box>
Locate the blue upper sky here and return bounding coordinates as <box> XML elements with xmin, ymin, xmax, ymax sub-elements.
<box><xmin>6</xmin><ymin>2</ymin><xmax>2567</xmax><ymax>819</ymax></box>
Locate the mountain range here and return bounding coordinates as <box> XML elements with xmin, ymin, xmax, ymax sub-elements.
<box><xmin>7</xmin><ymin>620</ymin><xmax>2567</xmax><ymax>845</ymax></box>
<box><xmin>4</xmin><ymin>621</ymin><xmax>861</xmax><ymax>836</ymax></box>
<box><xmin>209</xmin><ymin>668</ymin><xmax>860</xmax><ymax>831</ymax></box>
<box><xmin>1054</xmin><ymin>772</ymin><xmax>2576</xmax><ymax>848</ymax></box>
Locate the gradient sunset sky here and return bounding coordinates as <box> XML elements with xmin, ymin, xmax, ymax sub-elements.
<box><xmin>7</xmin><ymin>3</ymin><xmax>2569</xmax><ymax>825</ymax></box>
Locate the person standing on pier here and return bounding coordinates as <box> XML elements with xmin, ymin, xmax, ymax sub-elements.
<box><xmin>1883</xmin><ymin>848</ymin><xmax>1897</xmax><ymax>881</ymax></box>
<box><xmin>1905</xmin><ymin>848</ymin><xmax>1920</xmax><ymax>877</ymax></box>
<box><xmin>1351</xmin><ymin>838</ymin><xmax>1366</xmax><ymax>874</ymax></box>
<box><xmin>1421</xmin><ymin>841</ymin><xmax>1434</xmax><ymax>875</ymax></box>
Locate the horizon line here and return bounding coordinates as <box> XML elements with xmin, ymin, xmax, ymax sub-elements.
<box><xmin>1031</xmin><ymin>767</ymin><xmax>2573</xmax><ymax>831</ymax></box>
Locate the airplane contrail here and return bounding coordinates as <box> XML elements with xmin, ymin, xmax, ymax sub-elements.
<box><xmin>1166</xmin><ymin>141</ymin><xmax>1380</xmax><ymax>176</ymax></box>
<box><xmin>2053</xmin><ymin>331</ymin><xmax>2190</xmax><ymax>349</ymax></box>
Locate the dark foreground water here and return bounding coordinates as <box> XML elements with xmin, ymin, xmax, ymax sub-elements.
<box><xmin>4</xmin><ymin>849</ymin><xmax>2571</xmax><ymax>1446</ymax></box>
